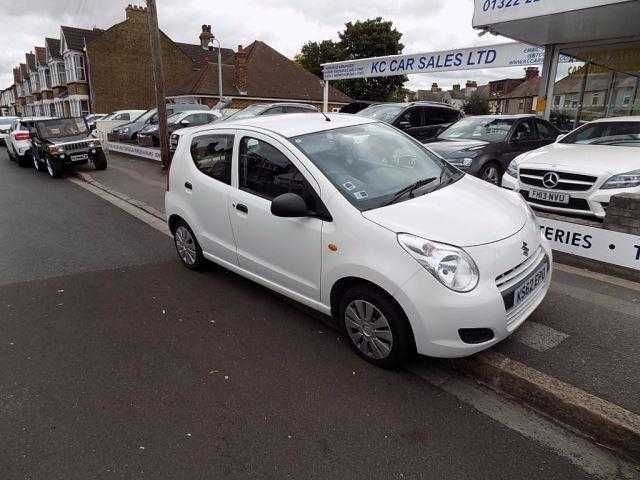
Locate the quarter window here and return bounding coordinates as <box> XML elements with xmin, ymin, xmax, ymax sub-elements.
<box><xmin>190</xmin><ymin>134</ymin><xmax>233</xmax><ymax>184</ymax></box>
<box><xmin>239</xmin><ymin>137</ymin><xmax>315</xmax><ymax>205</ymax></box>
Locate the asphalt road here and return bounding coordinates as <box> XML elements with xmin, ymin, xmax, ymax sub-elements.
<box><xmin>0</xmin><ymin>153</ymin><xmax>603</xmax><ymax>478</ymax></box>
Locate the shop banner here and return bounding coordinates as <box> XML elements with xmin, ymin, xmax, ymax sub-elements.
<box><xmin>322</xmin><ymin>42</ymin><xmax>571</xmax><ymax>80</ymax></box>
<box><xmin>538</xmin><ymin>217</ymin><xmax>640</xmax><ymax>270</ymax></box>
<box><xmin>106</xmin><ymin>141</ymin><xmax>161</xmax><ymax>162</ymax></box>
<box><xmin>473</xmin><ymin>0</ymin><xmax>632</xmax><ymax>27</ymax></box>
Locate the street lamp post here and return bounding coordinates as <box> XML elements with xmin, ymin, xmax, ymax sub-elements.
<box><xmin>204</xmin><ymin>38</ymin><xmax>223</xmax><ymax>104</ymax></box>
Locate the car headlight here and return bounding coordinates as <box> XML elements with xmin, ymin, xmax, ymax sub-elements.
<box><xmin>506</xmin><ymin>160</ymin><xmax>519</xmax><ymax>178</ymax></box>
<box><xmin>48</xmin><ymin>145</ymin><xmax>64</xmax><ymax>155</ymax></box>
<box><xmin>448</xmin><ymin>157</ymin><xmax>474</xmax><ymax>167</ymax></box>
<box><xmin>397</xmin><ymin>234</ymin><xmax>479</xmax><ymax>292</ymax></box>
<box><xmin>88</xmin><ymin>140</ymin><xmax>100</xmax><ymax>148</ymax></box>
<box><xmin>601</xmin><ymin>170</ymin><xmax>640</xmax><ymax>189</ymax></box>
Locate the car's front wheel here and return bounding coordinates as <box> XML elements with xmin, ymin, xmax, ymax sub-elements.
<box><xmin>32</xmin><ymin>152</ymin><xmax>45</xmax><ymax>171</ymax></box>
<box><xmin>339</xmin><ymin>285</ymin><xmax>415</xmax><ymax>368</ymax></box>
<box><xmin>480</xmin><ymin>162</ymin><xmax>502</xmax><ymax>186</ymax></box>
<box><xmin>173</xmin><ymin>221</ymin><xmax>205</xmax><ymax>270</ymax></box>
<box><xmin>46</xmin><ymin>157</ymin><xmax>62</xmax><ymax>178</ymax></box>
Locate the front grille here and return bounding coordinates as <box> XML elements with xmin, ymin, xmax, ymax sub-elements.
<box><xmin>495</xmin><ymin>246</ymin><xmax>545</xmax><ymax>291</ymax></box>
<box><xmin>520</xmin><ymin>190</ymin><xmax>591</xmax><ymax>211</ymax></box>
<box><xmin>59</xmin><ymin>141</ymin><xmax>90</xmax><ymax>152</ymax></box>
<box><xmin>519</xmin><ymin>168</ymin><xmax>597</xmax><ymax>192</ymax></box>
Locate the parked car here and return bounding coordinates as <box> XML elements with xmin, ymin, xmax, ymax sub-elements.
<box><xmin>357</xmin><ymin>101</ymin><xmax>464</xmax><ymax>143</ymax></box>
<box><xmin>340</xmin><ymin>101</ymin><xmax>380</xmax><ymax>114</ymax></box>
<box><xmin>502</xmin><ymin>116</ymin><xmax>640</xmax><ymax>219</ymax></box>
<box><xmin>84</xmin><ymin>113</ymin><xmax>107</xmax><ymax>131</ymax></box>
<box><xmin>5</xmin><ymin>116</ymin><xmax>54</xmax><ymax>167</ymax></box>
<box><xmin>0</xmin><ymin>116</ymin><xmax>19</xmax><ymax>145</ymax></box>
<box><xmin>31</xmin><ymin>117</ymin><xmax>107</xmax><ymax>178</ymax></box>
<box><xmin>138</xmin><ymin>110</ymin><xmax>219</xmax><ymax>147</ymax></box>
<box><xmin>165</xmin><ymin>113</ymin><xmax>551</xmax><ymax>368</ymax></box>
<box><xmin>425</xmin><ymin>115</ymin><xmax>559</xmax><ymax>186</ymax></box>
<box><xmin>221</xmin><ymin>102</ymin><xmax>318</xmax><ymax>122</ymax></box>
<box><xmin>111</xmin><ymin>103</ymin><xmax>209</xmax><ymax>142</ymax></box>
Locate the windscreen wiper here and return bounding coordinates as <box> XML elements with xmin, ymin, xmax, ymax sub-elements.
<box><xmin>384</xmin><ymin>177</ymin><xmax>437</xmax><ymax>206</ymax></box>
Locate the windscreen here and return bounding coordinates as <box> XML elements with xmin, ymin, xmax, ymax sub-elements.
<box><xmin>560</xmin><ymin>121</ymin><xmax>640</xmax><ymax>147</ymax></box>
<box><xmin>357</xmin><ymin>104</ymin><xmax>404</xmax><ymax>123</ymax></box>
<box><xmin>438</xmin><ymin>117</ymin><xmax>514</xmax><ymax>142</ymax></box>
<box><xmin>36</xmin><ymin>118</ymin><xmax>88</xmax><ymax>139</ymax></box>
<box><xmin>225</xmin><ymin>104</ymin><xmax>269</xmax><ymax>121</ymax></box>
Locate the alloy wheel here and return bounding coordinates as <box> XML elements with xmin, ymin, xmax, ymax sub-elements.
<box><xmin>482</xmin><ymin>165</ymin><xmax>500</xmax><ymax>185</ymax></box>
<box><xmin>175</xmin><ymin>226</ymin><xmax>197</xmax><ymax>266</ymax></box>
<box><xmin>46</xmin><ymin>158</ymin><xmax>55</xmax><ymax>177</ymax></box>
<box><xmin>33</xmin><ymin>153</ymin><xmax>39</xmax><ymax>170</ymax></box>
<box><xmin>345</xmin><ymin>300</ymin><xmax>393</xmax><ymax>360</ymax></box>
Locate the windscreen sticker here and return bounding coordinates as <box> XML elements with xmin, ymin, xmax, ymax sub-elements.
<box><xmin>342</xmin><ymin>181</ymin><xmax>356</xmax><ymax>191</ymax></box>
<box><xmin>353</xmin><ymin>191</ymin><xmax>368</xmax><ymax>200</ymax></box>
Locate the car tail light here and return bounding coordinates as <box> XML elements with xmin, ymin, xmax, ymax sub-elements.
<box><xmin>14</xmin><ymin>131</ymin><xmax>30</xmax><ymax>141</ymax></box>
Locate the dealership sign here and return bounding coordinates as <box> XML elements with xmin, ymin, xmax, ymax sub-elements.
<box><xmin>538</xmin><ymin>217</ymin><xmax>640</xmax><ymax>270</ymax></box>
<box><xmin>472</xmin><ymin>0</ymin><xmax>632</xmax><ymax>27</ymax></box>
<box><xmin>322</xmin><ymin>42</ymin><xmax>571</xmax><ymax>81</ymax></box>
<box><xmin>106</xmin><ymin>142</ymin><xmax>161</xmax><ymax>162</ymax></box>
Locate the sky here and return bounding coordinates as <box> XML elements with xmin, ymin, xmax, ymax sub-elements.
<box><xmin>0</xmin><ymin>0</ymin><xmax>576</xmax><ymax>92</ymax></box>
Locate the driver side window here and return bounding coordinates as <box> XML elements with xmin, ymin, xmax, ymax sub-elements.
<box><xmin>513</xmin><ymin>120</ymin><xmax>536</xmax><ymax>141</ymax></box>
<box><xmin>396</xmin><ymin>108</ymin><xmax>421</xmax><ymax>128</ymax></box>
<box><xmin>239</xmin><ymin>137</ymin><xmax>317</xmax><ymax>209</ymax></box>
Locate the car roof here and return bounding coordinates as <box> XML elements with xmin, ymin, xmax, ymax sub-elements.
<box><xmin>465</xmin><ymin>114</ymin><xmax>538</xmax><ymax>120</ymax></box>
<box><xmin>363</xmin><ymin>101</ymin><xmax>459</xmax><ymax>109</ymax></box>
<box><xmin>259</xmin><ymin>102</ymin><xmax>317</xmax><ymax>109</ymax></box>
<box><xmin>188</xmin><ymin>113</ymin><xmax>376</xmax><ymax>138</ymax></box>
<box><xmin>172</xmin><ymin>110</ymin><xmax>215</xmax><ymax>116</ymax></box>
<box><xmin>587</xmin><ymin>116</ymin><xmax>640</xmax><ymax>123</ymax></box>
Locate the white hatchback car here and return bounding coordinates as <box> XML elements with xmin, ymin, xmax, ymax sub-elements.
<box><xmin>502</xmin><ymin>117</ymin><xmax>640</xmax><ymax>218</ymax></box>
<box><xmin>166</xmin><ymin>114</ymin><xmax>552</xmax><ymax>367</ymax></box>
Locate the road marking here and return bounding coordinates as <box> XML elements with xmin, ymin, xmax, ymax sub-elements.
<box><xmin>68</xmin><ymin>177</ymin><xmax>171</xmax><ymax>237</ymax></box>
<box><xmin>554</xmin><ymin>263</ymin><xmax>640</xmax><ymax>293</ymax></box>
<box><xmin>407</xmin><ymin>362</ymin><xmax>639</xmax><ymax>480</ymax></box>
<box><xmin>552</xmin><ymin>281</ymin><xmax>640</xmax><ymax>318</ymax></box>
<box><xmin>513</xmin><ymin>321</ymin><xmax>569</xmax><ymax>351</ymax></box>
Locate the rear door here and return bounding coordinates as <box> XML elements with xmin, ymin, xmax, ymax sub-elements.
<box><xmin>186</xmin><ymin>131</ymin><xmax>238</xmax><ymax>265</ymax></box>
<box><xmin>393</xmin><ymin>107</ymin><xmax>424</xmax><ymax>140</ymax></box>
<box><xmin>228</xmin><ymin>130</ymin><xmax>323</xmax><ymax>301</ymax></box>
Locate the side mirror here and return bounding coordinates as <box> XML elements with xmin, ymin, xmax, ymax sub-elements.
<box><xmin>271</xmin><ymin>193</ymin><xmax>309</xmax><ymax>218</ymax></box>
<box><xmin>180</xmin><ymin>120</ymin><xmax>190</xmax><ymax>126</ymax></box>
<box><xmin>556</xmin><ymin>133</ymin><xmax>566</xmax><ymax>142</ymax></box>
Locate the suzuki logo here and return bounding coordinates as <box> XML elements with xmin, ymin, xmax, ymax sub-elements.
<box><xmin>542</xmin><ymin>172</ymin><xmax>560</xmax><ymax>189</ymax></box>
<box><xmin>522</xmin><ymin>242</ymin><xmax>530</xmax><ymax>257</ymax></box>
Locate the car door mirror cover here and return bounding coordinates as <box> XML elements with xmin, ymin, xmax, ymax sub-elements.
<box><xmin>271</xmin><ymin>193</ymin><xmax>311</xmax><ymax>218</ymax></box>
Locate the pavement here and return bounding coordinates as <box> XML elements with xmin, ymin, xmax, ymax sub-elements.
<box><xmin>2</xmin><ymin>149</ymin><xmax>640</xmax><ymax>478</ymax></box>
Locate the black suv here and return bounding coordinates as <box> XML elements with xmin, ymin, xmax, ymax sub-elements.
<box><xmin>357</xmin><ymin>101</ymin><xmax>464</xmax><ymax>142</ymax></box>
<box><xmin>31</xmin><ymin>117</ymin><xmax>107</xmax><ymax>178</ymax></box>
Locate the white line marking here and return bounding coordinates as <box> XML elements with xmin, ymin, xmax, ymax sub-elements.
<box><xmin>514</xmin><ymin>321</ymin><xmax>569</xmax><ymax>352</ymax></box>
<box><xmin>554</xmin><ymin>263</ymin><xmax>640</xmax><ymax>293</ymax></box>
<box><xmin>68</xmin><ymin>177</ymin><xmax>171</xmax><ymax>237</ymax></box>
<box><xmin>407</xmin><ymin>362</ymin><xmax>640</xmax><ymax>480</ymax></box>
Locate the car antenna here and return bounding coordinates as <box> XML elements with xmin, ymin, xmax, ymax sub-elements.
<box><xmin>320</xmin><ymin>110</ymin><xmax>331</xmax><ymax>122</ymax></box>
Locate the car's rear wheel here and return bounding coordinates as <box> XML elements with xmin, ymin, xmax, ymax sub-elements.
<box><xmin>480</xmin><ymin>162</ymin><xmax>501</xmax><ymax>186</ymax></box>
<box><xmin>173</xmin><ymin>221</ymin><xmax>205</xmax><ymax>270</ymax></box>
<box><xmin>46</xmin><ymin>157</ymin><xmax>62</xmax><ymax>178</ymax></box>
<box><xmin>339</xmin><ymin>285</ymin><xmax>415</xmax><ymax>368</ymax></box>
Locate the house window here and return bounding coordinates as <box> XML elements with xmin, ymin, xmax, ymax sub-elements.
<box><xmin>591</xmin><ymin>94</ymin><xmax>599</xmax><ymax>106</ymax></box>
<box><xmin>45</xmin><ymin>68</ymin><xmax>52</xmax><ymax>89</ymax></box>
<box><xmin>554</xmin><ymin>96</ymin><xmax>561</xmax><ymax>106</ymax></box>
<box><xmin>80</xmin><ymin>100</ymin><xmax>89</xmax><ymax>116</ymax></box>
<box><xmin>74</xmin><ymin>55</ymin><xmax>86</xmax><ymax>81</ymax></box>
<box><xmin>58</xmin><ymin>62</ymin><xmax>66</xmax><ymax>85</ymax></box>
<box><xmin>50</xmin><ymin>103</ymin><xmax>56</xmax><ymax>117</ymax></box>
<box><xmin>623</xmin><ymin>95</ymin><xmax>631</xmax><ymax>106</ymax></box>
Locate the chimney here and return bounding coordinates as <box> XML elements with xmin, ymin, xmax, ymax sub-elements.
<box><xmin>431</xmin><ymin>82</ymin><xmax>439</xmax><ymax>92</ymax></box>
<box><xmin>465</xmin><ymin>80</ymin><xmax>478</xmax><ymax>89</ymax></box>
<box><xmin>125</xmin><ymin>4</ymin><xmax>148</xmax><ymax>21</ymax></box>
<box><xmin>200</xmin><ymin>25</ymin><xmax>214</xmax><ymax>49</ymax></box>
<box><xmin>525</xmin><ymin>66</ymin><xmax>539</xmax><ymax>79</ymax></box>
<box><xmin>453</xmin><ymin>84</ymin><xmax>461</xmax><ymax>92</ymax></box>
<box><xmin>234</xmin><ymin>45</ymin><xmax>248</xmax><ymax>95</ymax></box>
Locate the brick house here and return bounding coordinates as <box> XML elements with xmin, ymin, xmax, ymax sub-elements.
<box><xmin>3</xmin><ymin>4</ymin><xmax>349</xmax><ymax>117</ymax></box>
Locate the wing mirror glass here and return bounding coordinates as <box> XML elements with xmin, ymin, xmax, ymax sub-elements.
<box><xmin>271</xmin><ymin>193</ymin><xmax>310</xmax><ymax>218</ymax></box>
<box><xmin>180</xmin><ymin>120</ymin><xmax>190</xmax><ymax>126</ymax></box>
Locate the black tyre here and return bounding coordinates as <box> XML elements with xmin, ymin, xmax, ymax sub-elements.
<box><xmin>93</xmin><ymin>152</ymin><xmax>107</xmax><ymax>170</ymax></box>
<box><xmin>173</xmin><ymin>220</ymin><xmax>205</xmax><ymax>270</ymax></box>
<box><xmin>32</xmin><ymin>151</ymin><xmax>46</xmax><ymax>172</ymax></box>
<box><xmin>338</xmin><ymin>285</ymin><xmax>415</xmax><ymax>368</ymax></box>
<box><xmin>45</xmin><ymin>157</ymin><xmax>62</xmax><ymax>178</ymax></box>
<box><xmin>479</xmin><ymin>162</ymin><xmax>502</xmax><ymax>186</ymax></box>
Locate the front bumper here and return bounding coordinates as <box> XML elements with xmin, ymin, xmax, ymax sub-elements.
<box><xmin>394</xmin><ymin>219</ymin><xmax>552</xmax><ymax>358</ymax></box>
<box><xmin>137</xmin><ymin>133</ymin><xmax>156</xmax><ymax>147</ymax></box>
<box><xmin>52</xmin><ymin>149</ymin><xmax>105</xmax><ymax>166</ymax></box>
<box><xmin>501</xmin><ymin>172</ymin><xmax>637</xmax><ymax>219</ymax></box>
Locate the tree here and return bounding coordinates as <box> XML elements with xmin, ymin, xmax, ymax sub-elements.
<box><xmin>295</xmin><ymin>17</ymin><xmax>407</xmax><ymax>102</ymax></box>
<box><xmin>463</xmin><ymin>92</ymin><xmax>490</xmax><ymax>115</ymax></box>
<box><xmin>294</xmin><ymin>40</ymin><xmax>343</xmax><ymax>78</ymax></box>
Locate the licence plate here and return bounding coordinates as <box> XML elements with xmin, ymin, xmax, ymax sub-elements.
<box><xmin>71</xmin><ymin>154</ymin><xmax>88</xmax><ymax>161</ymax></box>
<box><xmin>528</xmin><ymin>189</ymin><xmax>569</xmax><ymax>204</ymax></box>
<box><xmin>513</xmin><ymin>263</ymin><xmax>548</xmax><ymax>308</ymax></box>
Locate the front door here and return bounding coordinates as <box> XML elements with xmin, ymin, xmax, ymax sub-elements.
<box><xmin>228</xmin><ymin>131</ymin><xmax>323</xmax><ymax>301</ymax></box>
<box><xmin>501</xmin><ymin>119</ymin><xmax>540</xmax><ymax>164</ymax></box>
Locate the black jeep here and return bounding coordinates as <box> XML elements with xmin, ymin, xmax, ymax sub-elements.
<box><xmin>31</xmin><ymin>117</ymin><xmax>107</xmax><ymax>178</ymax></box>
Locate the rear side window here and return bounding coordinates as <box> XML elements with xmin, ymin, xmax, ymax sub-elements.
<box><xmin>239</xmin><ymin>136</ymin><xmax>316</xmax><ymax>206</ymax></box>
<box><xmin>428</xmin><ymin>108</ymin><xmax>460</xmax><ymax>125</ymax></box>
<box><xmin>190</xmin><ymin>134</ymin><xmax>234</xmax><ymax>185</ymax></box>
<box><xmin>115</xmin><ymin>113</ymin><xmax>130</xmax><ymax>121</ymax></box>
<box><xmin>396</xmin><ymin>107</ymin><xmax>422</xmax><ymax>128</ymax></box>
<box><xmin>286</xmin><ymin>106</ymin><xmax>314</xmax><ymax>113</ymax></box>
<box><xmin>536</xmin><ymin>120</ymin><xmax>557</xmax><ymax>140</ymax></box>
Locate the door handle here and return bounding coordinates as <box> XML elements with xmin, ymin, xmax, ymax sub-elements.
<box><xmin>235</xmin><ymin>203</ymin><xmax>248</xmax><ymax>213</ymax></box>
<box><xmin>184</xmin><ymin>182</ymin><xmax>192</xmax><ymax>190</ymax></box>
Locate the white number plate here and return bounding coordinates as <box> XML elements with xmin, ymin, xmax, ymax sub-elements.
<box><xmin>513</xmin><ymin>263</ymin><xmax>548</xmax><ymax>308</ymax></box>
<box><xmin>528</xmin><ymin>189</ymin><xmax>569</xmax><ymax>204</ymax></box>
<box><xmin>71</xmin><ymin>154</ymin><xmax>89</xmax><ymax>161</ymax></box>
